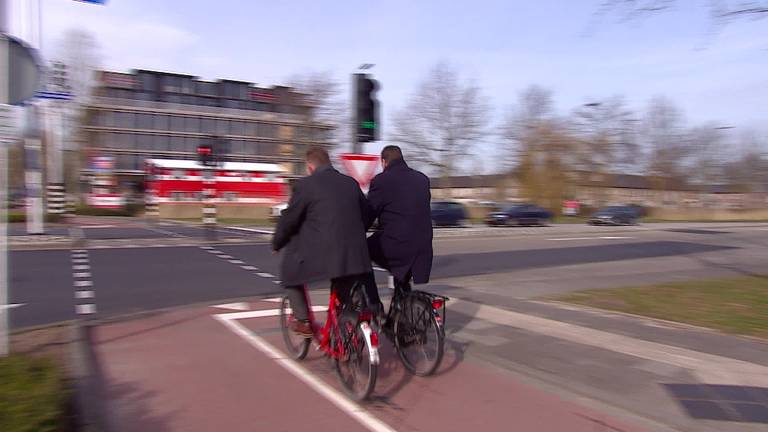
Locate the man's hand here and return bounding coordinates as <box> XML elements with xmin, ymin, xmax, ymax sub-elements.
<box><xmin>272</xmin><ymin>250</ymin><xmax>279</xmax><ymax>255</ymax></box>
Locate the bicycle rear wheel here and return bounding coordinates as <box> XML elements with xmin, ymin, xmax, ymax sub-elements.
<box><xmin>279</xmin><ymin>296</ymin><xmax>311</xmax><ymax>360</ymax></box>
<box><xmin>393</xmin><ymin>294</ymin><xmax>444</xmax><ymax>376</ymax></box>
<box><xmin>335</xmin><ymin>321</ymin><xmax>378</xmax><ymax>401</ymax></box>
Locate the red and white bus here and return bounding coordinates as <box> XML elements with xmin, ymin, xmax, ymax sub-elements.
<box><xmin>144</xmin><ymin>158</ymin><xmax>288</xmax><ymax>205</ymax></box>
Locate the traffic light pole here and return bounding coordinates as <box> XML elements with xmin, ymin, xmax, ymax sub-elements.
<box><xmin>351</xmin><ymin>73</ymin><xmax>361</xmax><ymax>154</ymax></box>
<box><xmin>203</xmin><ymin>168</ymin><xmax>216</xmax><ymax>241</ymax></box>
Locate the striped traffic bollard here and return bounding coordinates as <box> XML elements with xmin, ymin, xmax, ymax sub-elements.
<box><xmin>46</xmin><ymin>183</ymin><xmax>66</xmax><ymax>215</ymax></box>
<box><xmin>144</xmin><ymin>193</ymin><xmax>159</xmax><ymax>218</ymax></box>
<box><xmin>203</xmin><ymin>182</ymin><xmax>217</xmax><ymax>240</ymax></box>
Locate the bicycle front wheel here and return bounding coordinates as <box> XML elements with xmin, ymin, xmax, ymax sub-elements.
<box><xmin>335</xmin><ymin>321</ymin><xmax>378</xmax><ymax>401</ymax></box>
<box><xmin>393</xmin><ymin>295</ymin><xmax>444</xmax><ymax>376</ymax></box>
<box><xmin>279</xmin><ymin>296</ymin><xmax>311</xmax><ymax>360</ymax></box>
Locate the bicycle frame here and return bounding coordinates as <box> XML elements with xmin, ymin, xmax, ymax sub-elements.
<box><xmin>300</xmin><ymin>285</ymin><xmax>379</xmax><ymax>364</ymax></box>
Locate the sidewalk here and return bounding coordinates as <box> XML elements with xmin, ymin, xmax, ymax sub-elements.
<box><xmin>91</xmin><ymin>298</ymin><xmax>655</xmax><ymax>432</ymax></box>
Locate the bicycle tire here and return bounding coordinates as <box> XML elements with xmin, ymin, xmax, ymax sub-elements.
<box><xmin>279</xmin><ymin>296</ymin><xmax>311</xmax><ymax>360</ymax></box>
<box><xmin>393</xmin><ymin>295</ymin><xmax>444</xmax><ymax>377</ymax></box>
<box><xmin>335</xmin><ymin>321</ymin><xmax>378</xmax><ymax>401</ymax></box>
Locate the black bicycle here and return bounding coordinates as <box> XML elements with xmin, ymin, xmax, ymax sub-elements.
<box><xmin>381</xmin><ymin>283</ymin><xmax>448</xmax><ymax>377</ymax></box>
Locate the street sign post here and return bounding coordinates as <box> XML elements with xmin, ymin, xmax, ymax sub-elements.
<box><xmin>340</xmin><ymin>153</ymin><xmax>380</xmax><ymax>194</ymax></box>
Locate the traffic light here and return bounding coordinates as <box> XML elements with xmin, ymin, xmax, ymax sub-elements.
<box><xmin>197</xmin><ymin>144</ymin><xmax>214</xmax><ymax>167</ymax></box>
<box><xmin>355</xmin><ymin>73</ymin><xmax>379</xmax><ymax>143</ymax></box>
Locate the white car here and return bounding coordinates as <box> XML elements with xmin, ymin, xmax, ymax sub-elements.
<box><xmin>270</xmin><ymin>202</ymin><xmax>288</xmax><ymax>221</ymax></box>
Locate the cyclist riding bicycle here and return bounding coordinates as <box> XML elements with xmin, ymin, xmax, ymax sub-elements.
<box><xmin>273</xmin><ymin>147</ymin><xmax>373</xmax><ymax>337</ymax></box>
<box><xmin>363</xmin><ymin>146</ymin><xmax>434</xmax><ymax>324</ymax></box>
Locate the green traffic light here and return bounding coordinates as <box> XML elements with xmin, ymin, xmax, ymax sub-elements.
<box><xmin>361</xmin><ymin>121</ymin><xmax>376</xmax><ymax>129</ymax></box>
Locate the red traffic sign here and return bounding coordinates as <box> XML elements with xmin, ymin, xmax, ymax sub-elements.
<box><xmin>340</xmin><ymin>153</ymin><xmax>380</xmax><ymax>191</ymax></box>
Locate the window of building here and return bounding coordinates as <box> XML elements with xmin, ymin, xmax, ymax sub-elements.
<box><xmin>171</xmin><ymin>191</ymin><xmax>184</xmax><ymax>201</ymax></box>
<box><xmin>153</xmin><ymin>135</ymin><xmax>170</xmax><ymax>151</ymax></box>
<box><xmin>136</xmin><ymin>134</ymin><xmax>153</xmax><ymax>151</ymax></box>
<box><xmin>262</xmin><ymin>143</ymin><xmax>278</xmax><ymax>156</ymax></box>
<box><xmin>223</xmin><ymin>192</ymin><xmax>238</xmax><ymax>202</ymax></box>
<box><xmin>136</xmin><ymin>113</ymin><xmax>152</xmax><ymax>130</ymax></box>
<box><xmin>244</xmin><ymin>121</ymin><xmax>257</xmax><ymax>136</ymax></box>
<box><xmin>165</xmin><ymin>94</ymin><xmax>181</xmax><ymax>104</ymax></box>
<box><xmin>170</xmin><ymin>136</ymin><xmax>185</xmax><ymax>152</ymax></box>
<box><xmin>170</xmin><ymin>116</ymin><xmax>184</xmax><ymax>132</ymax></box>
<box><xmin>115</xmin><ymin>111</ymin><xmax>135</xmax><ymax>128</ymax></box>
<box><xmin>185</xmin><ymin>137</ymin><xmax>199</xmax><ymax>153</ymax></box>
<box><xmin>201</xmin><ymin>117</ymin><xmax>215</xmax><ymax>134</ymax></box>
<box><xmin>216</xmin><ymin>119</ymin><xmax>229</xmax><ymax>135</ymax></box>
<box><xmin>153</xmin><ymin>114</ymin><xmax>169</xmax><ymax>131</ymax></box>
<box><xmin>184</xmin><ymin>116</ymin><xmax>200</xmax><ymax>133</ymax></box>
<box><xmin>115</xmin><ymin>133</ymin><xmax>135</xmax><ymax>150</ymax></box>
<box><xmin>230</xmin><ymin>121</ymin><xmax>244</xmax><ymax>136</ymax></box>
<box><xmin>260</xmin><ymin>123</ymin><xmax>277</xmax><ymax>138</ymax></box>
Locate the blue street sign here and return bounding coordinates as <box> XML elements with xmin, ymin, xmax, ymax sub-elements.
<box><xmin>36</xmin><ymin>91</ymin><xmax>73</xmax><ymax>100</ymax></box>
<box><xmin>75</xmin><ymin>0</ymin><xmax>107</xmax><ymax>4</ymax></box>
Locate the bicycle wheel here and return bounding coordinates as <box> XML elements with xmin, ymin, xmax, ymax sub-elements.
<box><xmin>393</xmin><ymin>295</ymin><xmax>444</xmax><ymax>376</ymax></box>
<box><xmin>335</xmin><ymin>321</ymin><xmax>378</xmax><ymax>401</ymax></box>
<box><xmin>279</xmin><ymin>296</ymin><xmax>311</xmax><ymax>360</ymax></box>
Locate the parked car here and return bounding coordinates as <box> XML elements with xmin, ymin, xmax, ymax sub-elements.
<box><xmin>588</xmin><ymin>206</ymin><xmax>639</xmax><ymax>225</ymax></box>
<box><xmin>431</xmin><ymin>201</ymin><xmax>468</xmax><ymax>227</ymax></box>
<box><xmin>486</xmin><ymin>204</ymin><xmax>552</xmax><ymax>226</ymax></box>
<box><xmin>270</xmin><ymin>202</ymin><xmax>288</xmax><ymax>222</ymax></box>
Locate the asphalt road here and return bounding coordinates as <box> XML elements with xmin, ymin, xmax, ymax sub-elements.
<box><xmin>7</xmin><ymin>220</ymin><xmax>768</xmax><ymax>329</ymax></box>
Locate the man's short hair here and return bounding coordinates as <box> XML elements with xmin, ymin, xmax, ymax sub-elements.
<box><xmin>381</xmin><ymin>145</ymin><xmax>403</xmax><ymax>163</ymax></box>
<box><xmin>305</xmin><ymin>146</ymin><xmax>331</xmax><ymax>166</ymax></box>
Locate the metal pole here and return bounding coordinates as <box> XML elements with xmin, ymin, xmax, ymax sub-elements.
<box><xmin>351</xmin><ymin>73</ymin><xmax>359</xmax><ymax>154</ymax></box>
<box><xmin>1</xmin><ymin>0</ymin><xmax>10</xmax><ymax>356</ymax></box>
<box><xmin>203</xmin><ymin>168</ymin><xmax>216</xmax><ymax>240</ymax></box>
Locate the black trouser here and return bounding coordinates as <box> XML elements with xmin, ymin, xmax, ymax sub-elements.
<box><xmin>363</xmin><ymin>268</ymin><xmax>411</xmax><ymax>309</ymax></box>
<box><xmin>285</xmin><ymin>275</ymin><xmax>361</xmax><ymax>321</ymax></box>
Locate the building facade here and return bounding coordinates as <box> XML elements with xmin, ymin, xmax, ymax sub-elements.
<box><xmin>81</xmin><ymin>69</ymin><xmax>334</xmax><ymax>194</ymax></box>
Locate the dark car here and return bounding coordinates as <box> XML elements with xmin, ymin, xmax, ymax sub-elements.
<box><xmin>486</xmin><ymin>204</ymin><xmax>552</xmax><ymax>226</ymax></box>
<box><xmin>589</xmin><ymin>206</ymin><xmax>639</xmax><ymax>225</ymax></box>
<box><xmin>431</xmin><ymin>201</ymin><xmax>468</xmax><ymax>227</ymax></box>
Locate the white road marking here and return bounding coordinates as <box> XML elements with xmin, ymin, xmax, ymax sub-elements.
<box><xmin>0</xmin><ymin>303</ymin><xmax>25</xmax><ymax>311</ymax></box>
<box><xmin>218</xmin><ymin>255</ymin><xmax>234</xmax><ymax>259</ymax></box>
<box><xmin>273</xmin><ymin>280</ymin><xmax>282</xmax><ymax>285</ymax></box>
<box><xmin>263</xmin><ymin>297</ymin><xmax>283</xmax><ymax>303</ymax></box>
<box><xmin>76</xmin><ymin>304</ymin><xmax>96</xmax><ymax>314</ymax></box>
<box><xmin>72</xmin><ymin>249</ymin><xmax>87</xmax><ymax>253</ymax></box>
<box><xmin>547</xmin><ymin>237</ymin><xmax>597</xmax><ymax>241</ymax></box>
<box><xmin>214</xmin><ymin>312</ymin><xmax>395</xmax><ymax>432</ymax></box>
<box><xmin>75</xmin><ymin>291</ymin><xmax>94</xmax><ymax>299</ymax></box>
<box><xmin>450</xmin><ymin>299</ymin><xmax>768</xmax><ymax>386</ymax></box>
<box><xmin>599</xmin><ymin>236</ymin><xmax>633</xmax><ymax>240</ymax></box>
<box><xmin>224</xmin><ymin>226</ymin><xmax>275</xmax><ymax>235</ymax></box>
<box><xmin>73</xmin><ymin>272</ymin><xmax>92</xmax><ymax>278</ymax></box>
<box><xmin>80</xmin><ymin>225</ymin><xmax>115</xmax><ymax>229</ymax></box>
<box><xmin>209</xmin><ymin>250</ymin><xmax>225</xmax><ymax>254</ymax></box>
<box><xmin>211</xmin><ymin>302</ymin><xmax>250</xmax><ymax>311</ymax></box>
<box><xmin>372</xmin><ymin>266</ymin><xmax>387</xmax><ymax>272</ymax></box>
<box><xmin>126</xmin><ymin>244</ymin><xmax>139</xmax><ymax>248</ymax></box>
<box><xmin>73</xmin><ymin>265</ymin><xmax>90</xmax><ymax>270</ymax></box>
<box><xmin>228</xmin><ymin>260</ymin><xmax>245</xmax><ymax>264</ymax></box>
<box><xmin>200</xmin><ymin>246</ymin><xmax>214</xmax><ymax>250</ymax></box>
<box><xmin>256</xmin><ymin>272</ymin><xmax>275</xmax><ymax>278</ymax></box>
<box><xmin>74</xmin><ymin>280</ymin><xmax>93</xmax><ymax>288</ymax></box>
<box><xmin>241</xmin><ymin>265</ymin><xmax>259</xmax><ymax>271</ymax></box>
<box><xmin>72</xmin><ymin>258</ymin><xmax>89</xmax><ymax>264</ymax></box>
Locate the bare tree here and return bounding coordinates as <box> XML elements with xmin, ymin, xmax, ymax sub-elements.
<box><xmin>286</xmin><ymin>70</ymin><xmax>347</xmax><ymax>153</ymax></box>
<box><xmin>500</xmin><ymin>85</ymin><xmax>576</xmax><ymax>211</ymax></box>
<box><xmin>570</xmin><ymin>96</ymin><xmax>639</xmax><ymax>176</ymax></box>
<box><xmin>390</xmin><ymin>62</ymin><xmax>490</xmax><ymax>178</ymax></box>
<box><xmin>598</xmin><ymin>1</ymin><xmax>768</xmax><ymax>25</ymax></box>
<box><xmin>499</xmin><ymin>85</ymin><xmax>554</xmax><ymax>170</ymax></box>
<box><xmin>643</xmin><ymin>96</ymin><xmax>691</xmax><ymax>188</ymax></box>
<box><xmin>685</xmin><ymin>123</ymin><xmax>728</xmax><ymax>185</ymax></box>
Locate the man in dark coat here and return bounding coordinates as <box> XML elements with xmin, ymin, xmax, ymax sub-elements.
<box><xmin>273</xmin><ymin>147</ymin><xmax>372</xmax><ymax>335</ymax></box>
<box><xmin>365</xmin><ymin>145</ymin><xmax>433</xmax><ymax>306</ymax></box>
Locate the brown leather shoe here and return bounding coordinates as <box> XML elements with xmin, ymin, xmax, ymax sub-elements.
<box><xmin>290</xmin><ymin>320</ymin><xmax>313</xmax><ymax>338</ymax></box>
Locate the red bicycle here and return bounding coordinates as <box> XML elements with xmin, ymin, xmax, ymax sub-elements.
<box><xmin>279</xmin><ymin>284</ymin><xmax>379</xmax><ymax>401</ymax></box>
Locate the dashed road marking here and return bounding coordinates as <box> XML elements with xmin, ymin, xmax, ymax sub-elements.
<box><xmin>75</xmin><ymin>291</ymin><xmax>94</xmax><ymax>299</ymax></box>
<box><xmin>73</xmin><ymin>265</ymin><xmax>90</xmax><ymax>271</ymax></box>
<box><xmin>74</xmin><ymin>280</ymin><xmax>93</xmax><ymax>288</ymax></box>
<box><xmin>241</xmin><ymin>265</ymin><xmax>259</xmax><ymax>271</ymax></box>
<box><xmin>73</xmin><ymin>272</ymin><xmax>91</xmax><ymax>278</ymax></box>
<box><xmin>76</xmin><ymin>304</ymin><xmax>96</xmax><ymax>315</ymax></box>
<box><xmin>256</xmin><ymin>272</ymin><xmax>275</xmax><ymax>278</ymax></box>
<box><xmin>228</xmin><ymin>259</ymin><xmax>245</xmax><ymax>265</ymax></box>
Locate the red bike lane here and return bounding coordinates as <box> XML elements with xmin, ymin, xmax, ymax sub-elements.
<box><xmin>93</xmin><ymin>300</ymin><xmax>653</xmax><ymax>432</ymax></box>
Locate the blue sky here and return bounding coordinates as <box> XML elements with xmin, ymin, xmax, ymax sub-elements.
<box><xmin>28</xmin><ymin>0</ymin><xmax>768</xmax><ymax>165</ymax></box>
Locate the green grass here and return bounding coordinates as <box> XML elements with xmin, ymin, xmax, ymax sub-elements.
<box><xmin>557</xmin><ymin>276</ymin><xmax>768</xmax><ymax>338</ymax></box>
<box><xmin>0</xmin><ymin>354</ymin><xmax>68</xmax><ymax>432</ymax></box>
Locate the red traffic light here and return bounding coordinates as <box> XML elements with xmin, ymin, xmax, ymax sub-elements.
<box><xmin>197</xmin><ymin>146</ymin><xmax>212</xmax><ymax>155</ymax></box>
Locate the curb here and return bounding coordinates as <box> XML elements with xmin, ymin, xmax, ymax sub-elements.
<box><xmin>70</xmin><ymin>321</ymin><xmax>115</xmax><ymax>432</ymax></box>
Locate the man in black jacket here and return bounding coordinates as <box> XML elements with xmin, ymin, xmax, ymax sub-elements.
<box><xmin>272</xmin><ymin>147</ymin><xmax>372</xmax><ymax>336</ymax></box>
<box><xmin>365</xmin><ymin>146</ymin><xmax>433</xmax><ymax>310</ymax></box>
